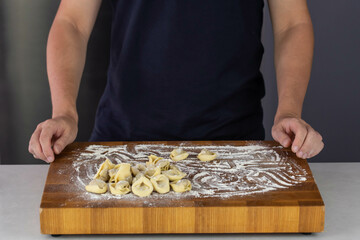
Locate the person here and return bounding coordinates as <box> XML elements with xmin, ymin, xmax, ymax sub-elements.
<box><xmin>28</xmin><ymin>0</ymin><xmax>324</xmax><ymax>163</ymax></box>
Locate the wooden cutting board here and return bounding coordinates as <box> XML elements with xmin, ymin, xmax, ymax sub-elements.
<box><xmin>40</xmin><ymin>141</ymin><xmax>324</xmax><ymax>235</ymax></box>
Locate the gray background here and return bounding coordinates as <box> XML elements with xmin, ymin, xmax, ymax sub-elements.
<box><xmin>0</xmin><ymin>0</ymin><xmax>359</xmax><ymax>164</ymax></box>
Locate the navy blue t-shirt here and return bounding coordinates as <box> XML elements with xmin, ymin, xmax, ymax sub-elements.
<box><xmin>90</xmin><ymin>0</ymin><xmax>266</xmax><ymax>141</ymax></box>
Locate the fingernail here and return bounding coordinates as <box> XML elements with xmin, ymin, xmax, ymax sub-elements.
<box><xmin>293</xmin><ymin>146</ymin><xmax>299</xmax><ymax>153</ymax></box>
<box><xmin>302</xmin><ymin>153</ymin><xmax>308</xmax><ymax>159</ymax></box>
<box><xmin>47</xmin><ymin>156</ymin><xmax>54</xmax><ymax>162</ymax></box>
<box><xmin>282</xmin><ymin>140</ymin><xmax>289</xmax><ymax>146</ymax></box>
<box><xmin>298</xmin><ymin>151</ymin><xmax>304</xmax><ymax>158</ymax></box>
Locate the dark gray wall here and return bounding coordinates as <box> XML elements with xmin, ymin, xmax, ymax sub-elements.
<box><xmin>261</xmin><ymin>0</ymin><xmax>360</xmax><ymax>162</ymax></box>
<box><xmin>0</xmin><ymin>0</ymin><xmax>359</xmax><ymax>164</ymax></box>
<box><xmin>0</xmin><ymin>0</ymin><xmax>110</xmax><ymax>164</ymax></box>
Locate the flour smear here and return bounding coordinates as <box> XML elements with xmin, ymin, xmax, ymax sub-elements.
<box><xmin>71</xmin><ymin>143</ymin><xmax>308</xmax><ymax>201</ymax></box>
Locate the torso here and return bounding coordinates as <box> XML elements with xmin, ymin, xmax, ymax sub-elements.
<box><xmin>91</xmin><ymin>0</ymin><xmax>266</xmax><ymax>141</ymax></box>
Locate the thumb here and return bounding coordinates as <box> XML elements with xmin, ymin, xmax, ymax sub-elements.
<box><xmin>53</xmin><ymin>135</ymin><xmax>70</xmax><ymax>155</ymax></box>
<box><xmin>272</xmin><ymin>126</ymin><xmax>292</xmax><ymax>148</ymax></box>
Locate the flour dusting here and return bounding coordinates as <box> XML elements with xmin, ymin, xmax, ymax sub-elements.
<box><xmin>71</xmin><ymin>143</ymin><xmax>308</xmax><ymax>202</ymax></box>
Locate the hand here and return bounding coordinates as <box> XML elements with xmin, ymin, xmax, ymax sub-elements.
<box><xmin>271</xmin><ymin>114</ymin><xmax>324</xmax><ymax>159</ymax></box>
<box><xmin>28</xmin><ymin>115</ymin><xmax>78</xmax><ymax>163</ymax></box>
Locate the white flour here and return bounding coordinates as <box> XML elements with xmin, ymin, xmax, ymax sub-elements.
<box><xmin>71</xmin><ymin>143</ymin><xmax>308</xmax><ymax>202</ymax></box>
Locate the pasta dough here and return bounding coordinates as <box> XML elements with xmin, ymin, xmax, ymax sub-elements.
<box><xmin>147</xmin><ymin>154</ymin><xmax>163</xmax><ymax>165</ymax></box>
<box><xmin>131</xmin><ymin>163</ymin><xmax>147</xmax><ymax>176</ymax></box>
<box><xmin>132</xmin><ymin>175</ymin><xmax>154</xmax><ymax>197</ymax></box>
<box><xmin>114</xmin><ymin>163</ymin><xmax>132</xmax><ymax>183</ymax></box>
<box><xmin>109</xmin><ymin>180</ymin><xmax>131</xmax><ymax>195</ymax></box>
<box><xmin>197</xmin><ymin>149</ymin><xmax>217</xmax><ymax>162</ymax></box>
<box><xmin>94</xmin><ymin>158</ymin><xmax>115</xmax><ymax>182</ymax></box>
<box><xmin>84</xmin><ymin>149</ymin><xmax>196</xmax><ymax>197</ymax></box>
<box><xmin>170</xmin><ymin>148</ymin><xmax>189</xmax><ymax>161</ymax></box>
<box><xmin>162</xmin><ymin>168</ymin><xmax>186</xmax><ymax>181</ymax></box>
<box><xmin>144</xmin><ymin>166</ymin><xmax>161</xmax><ymax>178</ymax></box>
<box><xmin>155</xmin><ymin>159</ymin><xmax>170</xmax><ymax>171</ymax></box>
<box><xmin>170</xmin><ymin>179</ymin><xmax>192</xmax><ymax>193</ymax></box>
<box><xmin>169</xmin><ymin>164</ymin><xmax>180</xmax><ymax>171</ymax></box>
<box><xmin>150</xmin><ymin>174</ymin><xmax>170</xmax><ymax>193</ymax></box>
<box><xmin>85</xmin><ymin>179</ymin><xmax>108</xmax><ymax>194</ymax></box>
<box><xmin>109</xmin><ymin>164</ymin><xmax>122</xmax><ymax>182</ymax></box>
<box><xmin>108</xmin><ymin>168</ymin><xmax>117</xmax><ymax>180</ymax></box>
<box><xmin>132</xmin><ymin>173</ymin><xmax>145</xmax><ymax>184</ymax></box>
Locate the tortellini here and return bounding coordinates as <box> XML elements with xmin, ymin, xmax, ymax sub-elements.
<box><xmin>162</xmin><ymin>168</ymin><xmax>186</xmax><ymax>181</ymax></box>
<box><xmin>132</xmin><ymin>175</ymin><xmax>154</xmax><ymax>197</ymax></box>
<box><xmin>131</xmin><ymin>163</ymin><xmax>147</xmax><ymax>176</ymax></box>
<box><xmin>113</xmin><ymin>163</ymin><xmax>132</xmax><ymax>183</ymax></box>
<box><xmin>109</xmin><ymin>180</ymin><xmax>131</xmax><ymax>195</ymax></box>
<box><xmin>155</xmin><ymin>159</ymin><xmax>170</xmax><ymax>171</ymax></box>
<box><xmin>85</xmin><ymin>179</ymin><xmax>108</xmax><ymax>194</ymax></box>
<box><xmin>197</xmin><ymin>149</ymin><xmax>218</xmax><ymax>162</ymax></box>
<box><xmin>170</xmin><ymin>148</ymin><xmax>189</xmax><ymax>161</ymax></box>
<box><xmin>144</xmin><ymin>166</ymin><xmax>161</xmax><ymax>178</ymax></box>
<box><xmin>85</xmin><ymin>151</ymin><xmax>195</xmax><ymax>196</ymax></box>
<box><xmin>109</xmin><ymin>164</ymin><xmax>121</xmax><ymax>182</ymax></box>
<box><xmin>147</xmin><ymin>154</ymin><xmax>163</xmax><ymax>165</ymax></box>
<box><xmin>150</xmin><ymin>174</ymin><xmax>170</xmax><ymax>194</ymax></box>
<box><xmin>94</xmin><ymin>158</ymin><xmax>115</xmax><ymax>182</ymax></box>
<box><xmin>170</xmin><ymin>179</ymin><xmax>192</xmax><ymax>193</ymax></box>
<box><xmin>169</xmin><ymin>164</ymin><xmax>180</xmax><ymax>171</ymax></box>
<box><xmin>132</xmin><ymin>172</ymin><xmax>145</xmax><ymax>184</ymax></box>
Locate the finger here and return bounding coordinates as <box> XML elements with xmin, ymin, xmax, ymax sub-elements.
<box><xmin>29</xmin><ymin>126</ymin><xmax>48</xmax><ymax>162</ymax></box>
<box><xmin>53</xmin><ymin>133</ymin><xmax>69</xmax><ymax>155</ymax></box>
<box><xmin>28</xmin><ymin>124</ymin><xmax>41</xmax><ymax>155</ymax></box>
<box><xmin>308</xmin><ymin>140</ymin><xmax>325</xmax><ymax>158</ymax></box>
<box><xmin>272</xmin><ymin>126</ymin><xmax>292</xmax><ymax>147</ymax></box>
<box><xmin>298</xmin><ymin>129</ymin><xmax>323</xmax><ymax>159</ymax></box>
<box><xmin>39</xmin><ymin>126</ymin><xmax>56</xmax><ymax>162</ymax></box>
<box><xmin>289</xmin><ymin>120</ymin><xmax>308</xmax><ymax>154</ymax></box>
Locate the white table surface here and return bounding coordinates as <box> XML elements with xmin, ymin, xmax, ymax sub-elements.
<box><xmin>0</xmin><ymin>163</ymin><xmax>359</xmax><ymax>240</ymax></box>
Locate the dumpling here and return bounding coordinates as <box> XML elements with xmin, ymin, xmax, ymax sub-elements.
<box><xmin>108</xmin><ymin>164</ymin><xmax>122</xmax><ymax>182</ymax></box>
<box><xmin>162</xmin><ymin>168</ymin><xmax>186</xmax><ymax>181</ymax></box>
<box><xmin>144</xmin><ymin>166</ymin><xmax>161</xmax><ymax>179</ymax></box>
<box><xmin>150</xmin><ymin>174</ymin><xmax>170</xmax><ymax>194</ymax></box>
<box><xmin>131</xmin><ymin>163</ymin><xmax>147</xmax><ymax>176</ymax></box>
<box><xmin>108</xmin><ymin>170</ymin><xmax>116</xmax><ymax>183</ymax></box>
<box><xmin>155</xmin><ymin>159</ymin><xmax>170</xmax><ymax>171</ymax></box>
<box><xmin>170</xmin><ymin>148</ymin><xmax>189</xmax><ymax>161</ymax></box>
<box><xmin>94</xmin><ymin>158</ymin><xmax>115</xmax><ymax>182</ymax></box>
<box><xmin>169</xmin><ymin>164</ymin><xmax>180</xmax><ymax>171</ymax></box>
<box><xmin>147</xmin><ymin>154</ymin><xmax>163</xmax><ymax>165</ymax></box>
<box><xmin>109</xmin><ymin>180</ymin><xmax>131</xmax><ymax>195</ymax></box>
<box><xmin>130</xmin><ymin>166</ymin><xmax>140</xmax><ymax>176</ymax></box>
<box><xmin>132</xmin><ymin>175</ymin><xmax>154</xmax><ymax>197</ymax></box>
<box><xmin>132</xmin><ymin>172</ymin><xmax>145</xmax><ymax>184</ymax></box>
<box><xmin>170</xmin><ymin>179</ymin><xmax>192</xmax><ymax>193</ymax></box>
<box><xmin>114</xmin><ymin>163</ymin><xmax>132</xmax><ymax>183</ymax></box>
<box><xmin>85</xmin><ymin>179</ymin><xmax>108</xmax><ymax>194</ymax></box>
<box><xmin>109</xmin><ymin>168</ymin><xmax>117</xmax><ymax>180</ymax></box>
<box><xmin>197</xmin><ymin>149</ymin><xmax>217</xmax><ymax>162</ymax></box>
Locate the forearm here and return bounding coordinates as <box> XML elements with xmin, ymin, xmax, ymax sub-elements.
<box><xmin>268</xmin><ymin>0</ymin><xmax>323</xmax><ymax>158</ymax></box>
<box><xmin>47</xmin><ymin>18</ymin><xmax>89</xmax><ymax>123</ymax></box>
<box><xmin>273</xmin><ymin>22</ymin><xmax>314</xmax><ymax>121</ymax></box>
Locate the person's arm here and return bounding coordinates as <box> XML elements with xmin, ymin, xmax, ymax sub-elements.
<box><xmin>268</xmin><ymin>0</ymin><xmax>324</xmax><ymax>159</ymax></box>
<box><xmin>28</xmin><ymin>0</ymin><xmax>102</xmax><ymax>163</ymax></box>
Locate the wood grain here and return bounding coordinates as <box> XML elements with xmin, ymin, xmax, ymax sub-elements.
<box><xmin>40</xmin><ymin>141</ymin><xmax>325</xmax><ymax>234</ymax></box>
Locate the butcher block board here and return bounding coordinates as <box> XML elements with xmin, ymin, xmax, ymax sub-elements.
<box><xmin>40</xmin><ymin>141</ymin><xmax>325</xmax><ymax>234</ymax></box>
